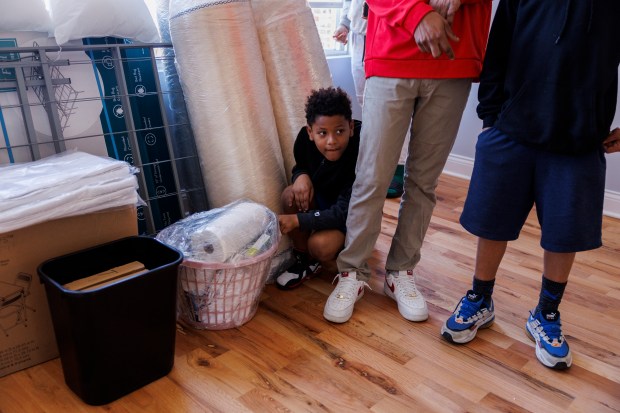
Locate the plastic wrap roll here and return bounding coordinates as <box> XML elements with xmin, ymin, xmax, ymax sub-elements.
<box><xmin>169</xmin><ymin>0</ymin><xmax>286</xmax><ymax>212</ymax></box>
<box><xmin>252</xmin><ymin>0</ymin><xmax>333</xmax><ymax>183</ymax></box>
<box><xmin>188</xmin><ymin>202</ymin><xmax>270</xmax><ymax>263</ymax></box>
<box><xmin>156</xmin><ymin>199</ymin><xmax>279</xmax><ymax>263</ymax></box>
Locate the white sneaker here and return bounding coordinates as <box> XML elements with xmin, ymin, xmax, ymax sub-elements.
<box><xmin>323</xmin><ymin>271</ymin><xmax>369</xmax><ymax>323</ymax></box>
<box><xmin>384</xmin><ymin>270</ymin><xmax>428</xmax><ymax>321</ymax></box>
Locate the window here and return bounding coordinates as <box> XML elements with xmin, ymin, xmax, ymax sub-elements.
<box><xmin>309</xmin><ymin>1</ymin><xmax>348</xmax><ymax>55</ymax></box>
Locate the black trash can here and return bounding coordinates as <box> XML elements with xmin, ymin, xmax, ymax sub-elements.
<box><xmin>38</xmin><ymin>236</ymin><xmax>182</xmax><ymax>406</ymax></box>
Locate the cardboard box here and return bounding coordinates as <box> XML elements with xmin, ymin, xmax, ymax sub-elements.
<box><xmin>0</xmin><ymin>206</ymin><xmax>138</xmax><ymax>378</ymax></box>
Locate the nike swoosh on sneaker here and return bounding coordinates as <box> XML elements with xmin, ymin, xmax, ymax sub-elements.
<box><xmin>386</xmin><ymin>281</ymin><xmax>395</xmax><ymax>293</ymax></box>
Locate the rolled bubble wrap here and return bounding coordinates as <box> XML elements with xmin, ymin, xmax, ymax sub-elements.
<box><xmin>169</xmin><ymin>0</ymin><xmax>286</xmax><ymax>212</ymax></box>
<box><xmin>252</xmin><ymin>0</ymin><xmax>333</xmax><ymax>183</ymax></box>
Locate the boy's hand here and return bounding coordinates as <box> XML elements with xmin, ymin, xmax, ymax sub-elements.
<box><xmin>414</xmin><ymin>11</ymin><xmax>459</xmax><ymax>59</ymax></box>
<box><xmin>603</xmin><ymin>127</ymin><xmax>620</xmax><ymax>154</ymax></box>
<box><xmin>278</xmin><ymin>214</ymin><xmax>299</xmax><ymax>235</ymax></box>
<box><xmin>333</xmin><ymin>25</ymin><xmax>349</xmax><ymax>45</ymax></box>
<box><xmin>291</xmin><ymin>174</ymin><xmax>313</xmax><ymax>211</ymax></box>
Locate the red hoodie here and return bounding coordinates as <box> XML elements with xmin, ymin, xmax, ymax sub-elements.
<box><xmin>364</xmin><ymin>0</ymin><xmax>492</xmax><ymax>80</ymax></box>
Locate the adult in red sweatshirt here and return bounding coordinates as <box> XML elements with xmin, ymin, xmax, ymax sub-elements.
<box><xmin>324</xmin><ymin>0</ymin><xmax>492</xmax><ymax>324</ymax></box>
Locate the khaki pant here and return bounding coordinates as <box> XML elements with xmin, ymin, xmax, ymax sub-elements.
<box><xmin>337</xmin><ymin>76</ymin><xmax>472</xmax><ymax>281</ymax></box>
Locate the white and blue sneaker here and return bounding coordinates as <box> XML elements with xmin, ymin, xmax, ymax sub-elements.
<box><xmin>441</xmin><ymin>290</ymin><xmax>495</xmax><ymax>344</ymax></box>
<box><xmin>526</xmin><ymin>309</ymin><xmax>572</xmax><ymax>370</ymax></box>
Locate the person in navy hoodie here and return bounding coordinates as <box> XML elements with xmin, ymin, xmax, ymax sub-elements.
<box><xmin>441</xmin><ymin>0</ymin><xmax>620</xmax><ymax>370</ymax></box>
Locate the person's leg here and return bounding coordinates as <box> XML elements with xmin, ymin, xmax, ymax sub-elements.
<box><xmin>349</xmin><ymin>32</ymin><xmax>365</xmax><ymax>108</ymax></box>
<box><xmin>525</xmin><ymin>250</ymin><xmax>575</xmax><ymax>369</ymax></box>
<box><xmin>276</xmin><ymin>187</ymin><xmax>318</xmax><ymax>290</ymax></box>
<box><xmin>531</xmin><ymin>250</ymin><xmax>574</xmax><ymax>316</ymax></box>
<box><xmin>307</xmin><ymin>229</ymin><xmax>345</xmax><ymax>274</ymax></box>
<box><xmin>474</xmin><ymin>238</ymin><xmax>508</xmax><ymax>281</ymax></box>
<box><xmin>542</xmin><ymin>251</ymin><xmax>575</xmax><ymax>283</ymax></box>
<box><xmin>336</xmin><ymin>76</ymin><xmax>415</xmax><ymax>279</ymax></box>
<box><xmin>440</xmin><ymin>237</ymin><xmax>506</xmax><ymax>343</ymax></box>
<box><xmin>442</xmin><ymin>129</ymin><xmax>536</xmax><ymax>343</ymax></box>
<box><xmin>383</xmin><ymin>79</ymin><xmax>471</xmax><ymax>322</ymax></box>
<box><xmin>525</xmin><ymin>147</ymin><xmax>604</xmax><ymax>369</ymax></box>
<box><xmin>386</xmin><ymin>127</ymin><xmax>410</xmax><ymax>199</ymax></box>
<box><xmin>327</xmin><ymin>76</ymin><xmax>414</xmax><ymax>323</ymax></box>
<box><xmin>386</xmin><ymin>79</ymin><xmax>471</xmax><ymax>271</ymax></box>
<box><xmin>461</xmin><ymin>237</ymin><xmax>507</xmax><ymax>303</ymax></box>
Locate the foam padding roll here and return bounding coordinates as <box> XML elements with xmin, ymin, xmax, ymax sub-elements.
<box><xmin>252</xmin><ymin>0</ymin><xmax>333</xmax><ymax>183</ymax></box>
<box><xmin>169</xmin><ymin>0</ymin><xmax>286</xmax><ymax>212</ymax></box>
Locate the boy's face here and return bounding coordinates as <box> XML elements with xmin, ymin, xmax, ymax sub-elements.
<box><xmin>306</xmin><ymin>115</ymin><xmax>354</xmax><ymax>162</ymax></box>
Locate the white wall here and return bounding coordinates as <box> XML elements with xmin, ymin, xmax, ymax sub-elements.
<box><xmin>327</xmin><ymin>59</ymin><xmax>620</xmax><ymax>218</ymax></box>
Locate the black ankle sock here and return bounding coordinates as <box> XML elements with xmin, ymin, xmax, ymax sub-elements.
<box><xmin>472</xmin><ymin>277</ymin><xmax>495</xmax><ymax>301</ymax></box>
<box><xmin>536</xmin><ymin>275</ymin><xmax>566</xmax><ymax>314</ymax></box>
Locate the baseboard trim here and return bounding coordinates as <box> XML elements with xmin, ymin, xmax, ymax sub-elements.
<box><xmin>443</xmin><ymin>154</ymin><xmax>620</xmax><ymax>219</ymax></box>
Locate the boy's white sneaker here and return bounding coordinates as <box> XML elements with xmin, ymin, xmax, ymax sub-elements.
<box><xmin>384</xmin><ymin>270</ymin><xmax>428</xmax><ymax>321</ymax></box>
<box><xmin>323</xmin><ymin>271</ymin><xmax>368</xmax><ymax>323</ymax></box>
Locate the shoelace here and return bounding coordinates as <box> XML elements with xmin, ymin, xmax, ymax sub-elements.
<box><xmin>457</xmin><ymin>297</ymin><xmax>486</xmax><ymax>320</ymax></box>
<box><xmin>393</xmin><ymin>275</ymin><xmax>419</xmax><ymax>298</ymax></box>
<box><xmin>537</xmin><ymin>316</ymin><xmax>563</xmax><ymax>341</ymax></box>
<box><xmin>331</xmin><ymin>274</ymin><xmax>370</xmax><ymax>299</ymax></box>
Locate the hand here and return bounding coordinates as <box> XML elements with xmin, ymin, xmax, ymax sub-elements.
<box><xmin>278</xmin><ymin>214</ymin><xmax>299</xmax><ymax>235</ymax></box>
<box><xmin>429</xmin><ymin>0</ymin><xmax>461</xmax><ymax>25</ymax></box>
<box><xmin>603</xmin><ymin>127</ymin><xmax>620</xmax><ymax>154</ymax></box>
<box><xmin>414</xmin><ymin>11</ymin><xmax>459</xmax><ymax>59</ymax></box>
<box><xmin>291</xmin><ymin>174</ymin><xmax>313</xmax><ymax>211</ymax></box>
<box><xmin>333</xmin><ymin>25</ymin><xmax>349</xmax><ymax>45</ymax></box>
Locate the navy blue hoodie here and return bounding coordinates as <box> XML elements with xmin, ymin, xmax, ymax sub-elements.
<box><xmin>478</xmin><ymin>0</ymin><xmax>620</xmax><ymax>154</ymax></box>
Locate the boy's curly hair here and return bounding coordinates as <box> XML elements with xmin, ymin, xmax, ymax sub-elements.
<box><xmin>305</xmin><ymin>87</ymin><xmax>352</xmax><ymax>126</ymax></box>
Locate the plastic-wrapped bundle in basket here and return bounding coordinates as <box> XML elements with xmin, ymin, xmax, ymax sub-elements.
<box><xmin>156</xmin><ymin>199</ymin><xmax>279</xmax><ymax>329</ymax></box>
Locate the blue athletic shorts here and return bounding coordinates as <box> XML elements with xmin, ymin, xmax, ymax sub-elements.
<box><xmin>460</xmin><ymin>128</ymin><xmax>606</xmax><ymax>253</ymax></box>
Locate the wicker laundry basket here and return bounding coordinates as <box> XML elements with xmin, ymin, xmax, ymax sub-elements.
<box><xmin>177</xmin><ymin>239</ymin><xmax>278</xmax><ymax>330</ymax></box>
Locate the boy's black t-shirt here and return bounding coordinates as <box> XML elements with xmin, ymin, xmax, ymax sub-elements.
<box><xmin>290</xmin><ymin>120</ymin><xmax>361</xmax><ymax>233</ymax></box>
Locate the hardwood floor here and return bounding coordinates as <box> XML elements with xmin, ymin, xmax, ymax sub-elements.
<box><xmin>1</xmin><ymin>174</ymin><xmax>619</xmax><ymax>412</ymax></box>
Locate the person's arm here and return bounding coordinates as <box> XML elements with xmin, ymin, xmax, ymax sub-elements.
<box><xmin>477</xmin><ymin>0</ymin><xmax>518</xmax><ymax>128</ymax></box>
<box><xmin>603</xmin><ymin>128</ymin><xmax>620</xmax><ymax>154</ymax></box>
<box><xmin>429</xmin><ymin>0</ymin><xmax>461</xmax><ymax>25</ymax></box>
<box><xmin>366</xmin><ymin>0</ymin><xmax>457</xmax><ymax>59</ymax></box>
<box><xmin>341</xmin><ymin>0</ymin><xmax>352</xmax><ymax>28</ymax></box>
<box><xmin>291</xmin><ymin>127</ymin><xmax>310</xmax><ymax>183</ymax></box>
<box><xmin>290</xmin><ymin>127</ymin><xmax>314</xmax><ymax>211</ymax></box>
<box><xmin>334</xmin><ymin>0</ymin><xmax>352</xmax><ymax>44</ymax></box>
<box><xmin>365</xmin><ymin>0</ymin><xmax>432</xmax><ymax>35</ymax></box>
<box><xmin>297</xmin><ymin>186</ymin><xmax>352</xmax><ymax>233</ymax></box>
<box><xmin>429</xmin><ymin>0</ymin><xmax>490</xmax><ymax>22</ymax></box>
